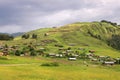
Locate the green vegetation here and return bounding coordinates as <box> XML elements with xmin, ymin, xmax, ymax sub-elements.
<box><xmin>0</xmin><ymin>33</ymin><xmax>14</xmax><ymax>40</ymax></box>
<box><xmin>22</xmin><ymin>34</ymin><xmax>30</xmax><ymax>39</ymax></box>
<box><xmin>10</xmin><ymin>21</ymin><xmax>120</xmax><ymax>57</ymax></box>
<box><xmin>41</xmin><ymin>62</ymin><xmax>59</xmax><ymax>67</ymax></box>
<box><xmin>1</xmin><ymin>21</ymin><xmax>120</xmax><ymax>80</ymax></box>
<box><xmin>0</xmin><ymin>56</ymin><xmax>120</xmax><ymax>80</ymax></box>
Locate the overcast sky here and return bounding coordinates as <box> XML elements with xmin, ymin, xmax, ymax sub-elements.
<box><xmin>0</xmin><ymin>0</ymin><xmax>120</xmax><ymax>33</ymax></box>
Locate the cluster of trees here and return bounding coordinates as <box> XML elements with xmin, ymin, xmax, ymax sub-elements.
<box><xmin>101</xmin><ymin>20</ymin><xmax>118</xmax><ymax>26</ymax></box>
<box><xmin>107</xmin><ymin>34</ymin><xmax>120</xmax><ymax>50</ymax></box>
<box><xmin>32</xmin><ymin>34</ymin><xmax>37</xmax><ymax>39</ymax></box>
<box><xmin>22</xmin><ymin>34</ymin><xmax>30</xmax><ymax>39</ymax></box>
<box><xmin>14</xmin><ymin>45</ymin><xmax>37</xmax><ymax>56</ymax></box>
<box><xmin>22</xmin><ymin>34</ymin><xmax>37</xmax><ymax>39</ymax></box>
<box><xmin>0</xmin><ymin>34</ymin><xmax>14</xmax><ymax>40</ymax></box>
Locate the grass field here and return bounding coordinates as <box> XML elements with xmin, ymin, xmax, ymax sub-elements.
<box><xmin>0</xmin><ymin>56</ymin><xmax>120</xmax><ymax>80</ymax></box>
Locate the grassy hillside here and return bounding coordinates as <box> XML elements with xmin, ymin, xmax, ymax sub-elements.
<box><xmin>11</xmin><ymin>21</ymin><xmax>120</xmax><ymax>57</ymax></box>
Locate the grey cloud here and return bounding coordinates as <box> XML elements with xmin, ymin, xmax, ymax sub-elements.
<box><xmin>0</xmin><ymin>0</ymin><xmax>119</xmax><ymax>33</ymax></box>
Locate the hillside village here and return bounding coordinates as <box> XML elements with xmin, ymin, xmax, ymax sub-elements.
<box><xmin>0</xmin><ymin>21</ymin><xmax>120</xmax><ymax>66</ymax></box>
<box><xmin>0</xmin><ymin>40</ymin><xmax>120</xmax><ymax>66</ymax></box>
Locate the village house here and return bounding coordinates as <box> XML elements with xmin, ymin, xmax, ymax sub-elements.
<box><xmin>68</xmin><ymin>57</ymin><xmax>77</xmax><ymax>61</ymax></box>
<box><xmin>0</xmin><ymin>52</ymin><xmax>3</xmax><ymax>56</ymax></box>
<box><xmin>2</xmin><ymin>51</ymin><xmax>9</xmax><ymax>56</ymax></box>
<box><xmin>102</xmin><ymin>61</ymin><xmax>115</xmax><ymax>65</ymax></box>
<box><xmin>48</xmin><ymin>53</ymin><xmax>56</xmax><ymax>57</ymax></box>
<box><xmin>55</xmin><ymin>54</ymin><xmax>63</xmax><ymax>58</ymax></box>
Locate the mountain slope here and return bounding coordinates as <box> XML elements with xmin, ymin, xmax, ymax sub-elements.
<box><xmin>12</xmin><ymin>21</ymin><xmax>120</xmax><ymax>57</ymax></box>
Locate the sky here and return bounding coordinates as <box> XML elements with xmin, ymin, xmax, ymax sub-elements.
<box><xmin>0</xmin><ymin>0</ymin><xmax>120</xmax><ymax>33</ymax></box>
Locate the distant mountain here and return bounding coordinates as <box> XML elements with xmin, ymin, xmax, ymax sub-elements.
<box><xmin>10</xmin><ymin>32</ymin><xmax>24</xmax><ymax>37</ymax></box>
<box><xmin>0</xmin><ymin>32</ymin><xmax>9</xmax><ymax>35</ymax></box>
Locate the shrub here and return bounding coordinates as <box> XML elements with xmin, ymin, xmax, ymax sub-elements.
<box><xmin>15</xmin><ymin>50</ymin><xmax>21</xmax><ymax>56</ymax></box>
<box><xmin>41</xmin><ymin>63</ymin><xmax>51</xmax><ymax>66</ymax></box>
<box><xmin>32</xmin><ymin>34</ymin><xmax>37</xmax><ymax>39</ymax></box>
<box><xmin>51</xmin><ymin>62</ymin><xmax>59</xmax><ymax>66</ymax></box>
<box><xmin>22</xmin><ymin>34</ymin><xmax>30</xmax><ymax>39</ymax></box>
<box><xmin>68</xmin><ymin>47</ymin><xmax>71</xmax><ymax>50</ymax></box>
<box><xmin>41</xmin><ymin>62</ymin><xmax>59</xmax><ymax>67</ymax></box>
<box><xmin>45</xmin><ymin>53</ymin><xmax>49</xmax><ymax>57</ymax></box>
<box><xmin>30</xmin><ymin>50</ymin><xmax>37</xmax><ymax>56</ymax></box>
<box><xmin>55</xmin><ymin>44</ymin><xmax>64</xmax><ymax>47</ymax></box>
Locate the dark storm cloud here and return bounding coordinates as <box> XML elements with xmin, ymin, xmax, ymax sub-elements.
<box><xmin>0</xmin><ymin>0</ymin><xmax>120</xmax><ymax>33</ymax></box>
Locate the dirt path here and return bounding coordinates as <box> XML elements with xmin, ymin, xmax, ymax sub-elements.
<box><xmin>0</xmin><ymin>63</ymin><xmax>38</xmax><ymax>66</ymax></box>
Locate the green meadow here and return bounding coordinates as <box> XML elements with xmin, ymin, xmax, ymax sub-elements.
<box><xmin>0</xmin><ymin>56</ymin><xmax>120</xmax><ymax>80</ymax></box>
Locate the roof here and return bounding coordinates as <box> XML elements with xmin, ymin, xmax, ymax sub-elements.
<box><xmin>68</xmin><ymin>57</ymin><xmax>76</xmax><ymax>60</ymax></box>
<box><xmin>49</xmin><ymin>53</ymin><xmax>56</xmax><ymax>56</ymax></box>
<box><xmin>104</xmin><ymin>61</ymin><xmax>114</xmax><ymax>64</ymax></box>
<box><xmin>40</xmin><ymin>48</ymin><xmax>45</xmax><ymax>50</ymax></box>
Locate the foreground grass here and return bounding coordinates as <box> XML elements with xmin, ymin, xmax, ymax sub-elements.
<box><xmin>0</xmin><ymin>56</ymin><xmax>120</xmax><ymax>80</ymax></box>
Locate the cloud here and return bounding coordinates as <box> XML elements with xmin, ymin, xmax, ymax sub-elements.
<box><xmin>0</xmin><ymin>25</ymin><xmax>23</xmax><ymax>33</ymax></box>
<box><xmin>0</xmin><ymin>0</ymin><xmax>120</xmax><ymax>33</ymax></box>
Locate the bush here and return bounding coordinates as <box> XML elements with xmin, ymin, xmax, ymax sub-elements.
<box><xmin>45</xmin><ymin>53</ymin><xmax>49</xmax><ymax>57</ymax></box>
<box><xmin>68</xmin><ymin>47</ymin><xmax>71</xmax><ymax>50</ymax></box>
<box><xmin>22</xmin><ymin>34</ymin><xmax>30</xmax><ymax>39</ymax></box>
<box><xmin>41</xmin><ymin>62</ymin><xmax>59</xmax><ymax>67</ymax></box>
<box><xmin>51</xmin><ymin>62</ymin><xmax>59</xmax><ymax>66</ymax></box>
<box><xmin>30</xmin><ymin>51</ymin><xmax>37</xmax><ymax>56</ymax></box>
<box><xmin>15</xmin><ymin>50</ymin><xmax>21</xmax><ymax>56</ymax></box>
<box><xmin>55</xmin><ymin>44</ymin><xmax>64</xmax><ymax>47</ymax></box>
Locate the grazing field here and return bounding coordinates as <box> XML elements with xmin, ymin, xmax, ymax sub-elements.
<box><xmin>0</xmin><ymin>56</ymin><xmax>120</xmax><ymax>80</ymax></box>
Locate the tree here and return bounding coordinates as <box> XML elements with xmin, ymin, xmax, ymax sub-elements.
<box><xmin>101</xmin><ymin>20</ymin><xmax>108</xmax><ymax>23</ymax></box>
<box><xmin>108</xmin><ymin>34</ymin><xmax>120</xmax><ymax>50</ymax></box>
<box><xmin>4</xmin><ymin>44</ymin><xmax>8</xmax><ymax>48</ymax></box>
<box><xmin>15</xmin><ymin>50</ymin><xmax>21</xmax><ymax>56</ymax></box>
<box><xmin>101</xmin><ymin>20</ymin><xmax>117</xmax><ymax>26</ymax></box>
<box><xmin>32</xmin><ymin>34</ymin><xmax>37</xmax><ymax>39</ymax></box>
<box><xmin>22</xmin><ymin>34</ymin><xmax>30</xmax><ymax>39</ymax></box>
<box><xmin>0</xmin><ymin>34</ymin><xmax>14</xmax><ymax>40</ymax></box>
<box><xmin>22</xmin><ymin>34</ymin><xmax>26</xmax><ymax>39</ymax></box>
<box><xmin>26</xmin><ymin>34</ymin><xmax>30</xmax><ymax>39</ymax></box>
